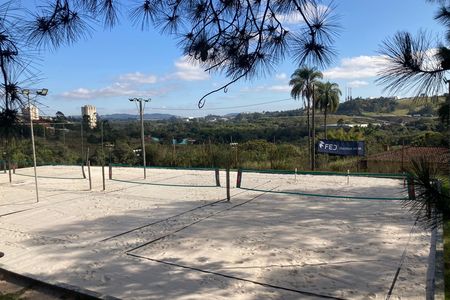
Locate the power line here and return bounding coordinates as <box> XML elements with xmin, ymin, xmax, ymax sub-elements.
<box><xmin>24</xmin><ymin>97</ymin><xmax>296</xmax><ymax>117</ymax></box>
<box><xmin>147</xmin><ymin>98</ymin><xmax>294</xmax><ymax>111</ymax></box>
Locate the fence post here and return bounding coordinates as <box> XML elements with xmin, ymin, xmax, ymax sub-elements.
<box><xmin>346</xmin><ymin>169</ymin><xmax>350</xmax><ymax>185</ymax></box>
<box><xmin>88</xmin><ymin>160</ymin><xmax>92</xmax><ymax>191</ymax></box>
<box><xmin>236</xmin><ymin>168</ymin><xmax>242</xmax><ymax>188</ymax></box>
<box><xmin>215</xmin><ymin>168</ymin><xmax>220</xmax><ymax>187</ymax></box>
<box><xmin>226</xmin><ymin>168</ymin><xmax>230</xmax><ymax>201</ymax></box>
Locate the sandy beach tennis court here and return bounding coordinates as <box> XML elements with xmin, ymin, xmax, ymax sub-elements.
<box><xmin>0</xmin><ymin>166</ymin><xmax>433</xmax><ymax>299</ymax></box>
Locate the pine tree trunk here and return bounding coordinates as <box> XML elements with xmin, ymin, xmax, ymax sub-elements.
<box><xmin>324</xmin><ymin>109</ymin><xmax>328</xmax><ymax>140</ymax></box>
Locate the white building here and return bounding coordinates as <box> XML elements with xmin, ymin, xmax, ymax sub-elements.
<box><xmin>81</xmin><ymin>105</ymin><xmax>97</xmax><ymax>129</ymax></box>
<box><xmin>22</xmin><ymin>104</ymin><xmax>39</xmax><ymax>121</ymax></box>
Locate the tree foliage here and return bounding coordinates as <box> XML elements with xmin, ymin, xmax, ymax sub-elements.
<box><xmin>14</xmin><ymin>0</ymin><xmax>340</xmax><ymax>107</ymax></box>
<box><xmin>336</xmin><ymin>97</ymin><xmax>398</xmax><ymax>115</ymax></box>
<box><xmin>377</xmin><ymin>1</ymin><xmax>450</xmax><ymax>98</ymax></box>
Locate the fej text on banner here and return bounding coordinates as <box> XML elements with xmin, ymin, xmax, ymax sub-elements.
<box><xmin>317</xmin><ymin>140</ymin><xmax>365</xmax><ymax>156</ymax></box>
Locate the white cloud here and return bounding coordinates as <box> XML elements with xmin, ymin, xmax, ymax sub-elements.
<box><xmin>277</xmin><ymin>4</ymin><xmax>329</xmax><ymax>25</ymax></box>
<box><xmin>275</xmin><ymin>73</ymin><xmax>287</xmax><ymax>80</ymax></box>
<box><xmin>278</xmin><ymin>11</ymin><xmax>305</xmax><ymax>25</ymax></box>
<box><xmin>119</xmin><ymin>72</ymin><xmax>157</xmax><ymax>84</ymax></box>
<box><xmin>323</xmin><ymin>55</ymin><xmax>387</xmax><ymax>79</ymax></box>
<box><xmin>347</xmin><ymin>80</ymin><xmax>369</xmax><ymax>88</ymax></box>
<box><xmin>173</xmin><ymin>56</ymin><xmax>209</xmax><ymax>81</ymax></box>
<box><xmin>267</xmin><ymin>85</ymin><xmax>290</xmax><ymax>92</ymax></box>
<box><xmin>241</xmin><ymin>84</ymin><xmax>290</xmax><ymax>93</ymax></box>
<box><xmin>60</xmin><ymin>81</ymin><xmax>171</xmax><ymax>99</ymax></box>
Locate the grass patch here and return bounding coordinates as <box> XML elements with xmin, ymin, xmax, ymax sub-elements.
<box><xmin>0</xmin><ymin>289</ymin><xmax>26</xmax><ymax>300</ymax></box>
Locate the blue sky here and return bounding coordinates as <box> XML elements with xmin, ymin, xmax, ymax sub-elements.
<box><xmin>29</xmin><ymin>0</ymin><xmax>442</xmax><ymax>117</ymax></box>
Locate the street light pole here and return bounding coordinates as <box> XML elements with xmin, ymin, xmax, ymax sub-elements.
<box><xmin>129</xmin><ymin>97</ymin><xmax>151</xmax><ymax>179</ymax></box>
<box><xmin>20</xmin><ymin>88</ymin><xmax>48</xmax><ymax>203</ymax></box>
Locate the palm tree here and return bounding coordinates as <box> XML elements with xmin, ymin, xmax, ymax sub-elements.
<box><xmin>289</xmin><ymin>67</ymin><xmax>323</xmax><ymax>170</ymax></box>
<box><xmin>315</xmin><ymin>81</ymin><xmax>341</xmax><ymax>139</ymax></box>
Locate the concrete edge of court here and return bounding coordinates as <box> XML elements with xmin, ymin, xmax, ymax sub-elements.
<box><xmin>434</xmin><ymin>224</ymin><xmax>445</xmax><ymax>300</ymax></box>
<box><xmin>0</xmin><ymin>266</ymin><xmax>120</xmax><ymax>300</ymax></box>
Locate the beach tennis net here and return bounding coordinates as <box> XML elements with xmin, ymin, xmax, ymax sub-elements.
<box><xmin>238</xmin><ymin>169</ymin><xmax>408</xmax><ymax>200</ymax></box>
<box><xmin>110</xmin><ymin>164</ymin><xmax>221</xmax><ymax>188</ymax></box>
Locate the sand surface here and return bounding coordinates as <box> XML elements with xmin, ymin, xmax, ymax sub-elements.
<box><xmin>0</xmin><ymin>166</ymin><xmax>433</xmax><ymax>299</ymax></box>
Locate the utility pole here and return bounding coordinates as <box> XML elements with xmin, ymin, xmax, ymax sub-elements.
<box><xmin>129</xmin><ymin>97</ymin><xmax>151</xmax><ymax>179</ymax></box>
<box><xmin>20</xmin><ymin>88</ymin><xmax>48</xmax><ymax>203</ymax></box>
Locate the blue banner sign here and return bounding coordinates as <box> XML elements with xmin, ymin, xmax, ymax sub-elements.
<box><xmin>317</xmin><ymin>140</ymin><xmax>365</xmax><ymax>156</ymax></box>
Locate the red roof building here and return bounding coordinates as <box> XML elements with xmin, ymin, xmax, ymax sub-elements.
<box><xmin>365</xmin><ymin>146</ymin><xmax>449</xmax><ymax>174</ymax></box>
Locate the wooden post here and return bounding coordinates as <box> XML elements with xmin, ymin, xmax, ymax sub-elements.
<box><xmin>88</xmin><ymin>160</ymin><xmax>92</xmax><ymax>191</ymax></box>
<box><xmin>215</xmin><ymin>168</ymin><xmax>220</xmax><ymax>187</ymax></box>
<box><xmin>102</xmin><ymin>164</ymin><xmax>105</xmax><ymax>191</ymax></box>
<box><xmin>226</xmin><ymin>168</ymin><xmax>230</xmax><ymax>201</ymax></box>
<box><xmin>236</xmin><ymin>168</ymin><xmax>242</xmax><ymax>188</ymax></box>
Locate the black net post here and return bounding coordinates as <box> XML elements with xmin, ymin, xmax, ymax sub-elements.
<box><xmin>81</xmin><ymin>164</ymin><xmax>86</xmax><ymax>179</ymax></box>
<box><xmin>215</xmin><ymin>168</ymin><xmax>220</xmax><ymax>187</ymax></box>
<box><xmin>109</xmin><ymin>164</ymin><xmax>112</xmax><ymax>180</ymax></box>
<box><xmin>88</xmin><ymin>160</ymin><xmax>92</xmax><ymax>191</ymax></box>
<box><xmin>102</xmin><ymin>164</ymin><xmax>105</xmax><ymax>191</ymax></box>
<box><xmin>8</xmin><ymin>160</ymin><xmax>11</xmax><ymax>183</ymax></box>
<box><xmin>407</xmin><ymin>177</ymin><xmax>416</xmax><ymax>200</ymax></box>
<box><xmin>236</xmin><ymin>168</ymin><xmax>242</xmax><ymax>188</ymax></box>
<box><xmin>226</xmin><ymin>168</ymin><xmax>230</xmax><ymax>202</ymax></box>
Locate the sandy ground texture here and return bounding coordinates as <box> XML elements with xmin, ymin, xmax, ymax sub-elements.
<box><xmin>0</xmin><ymin>166</ymin><xmax>433</xmax><ymax>299</ymax></box>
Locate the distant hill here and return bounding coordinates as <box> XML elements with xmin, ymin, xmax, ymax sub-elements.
<box><xmin>336</xmin><ymin>97</ymin><xmax>398</xmax><ymax>115</ymax></box>
<box><xmin>102</xmin><ymin>113</ymin><xmax>178</xmax><ymax>120</ymax></box>
<box><xmin>335</xmin><ymin>96</ymin><xmax>444</xmax><ymax>116</ymax></box>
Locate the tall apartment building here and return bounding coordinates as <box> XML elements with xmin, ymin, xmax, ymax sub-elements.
<box><xmin>81</xmin><ymin>105</ymin><xmax>97</xmax><ymax>129</ymax></box>
<box><xmin>22</xmin><ymin>104</ymin><xmax>39</xmax><ymax>121</ymax></box>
